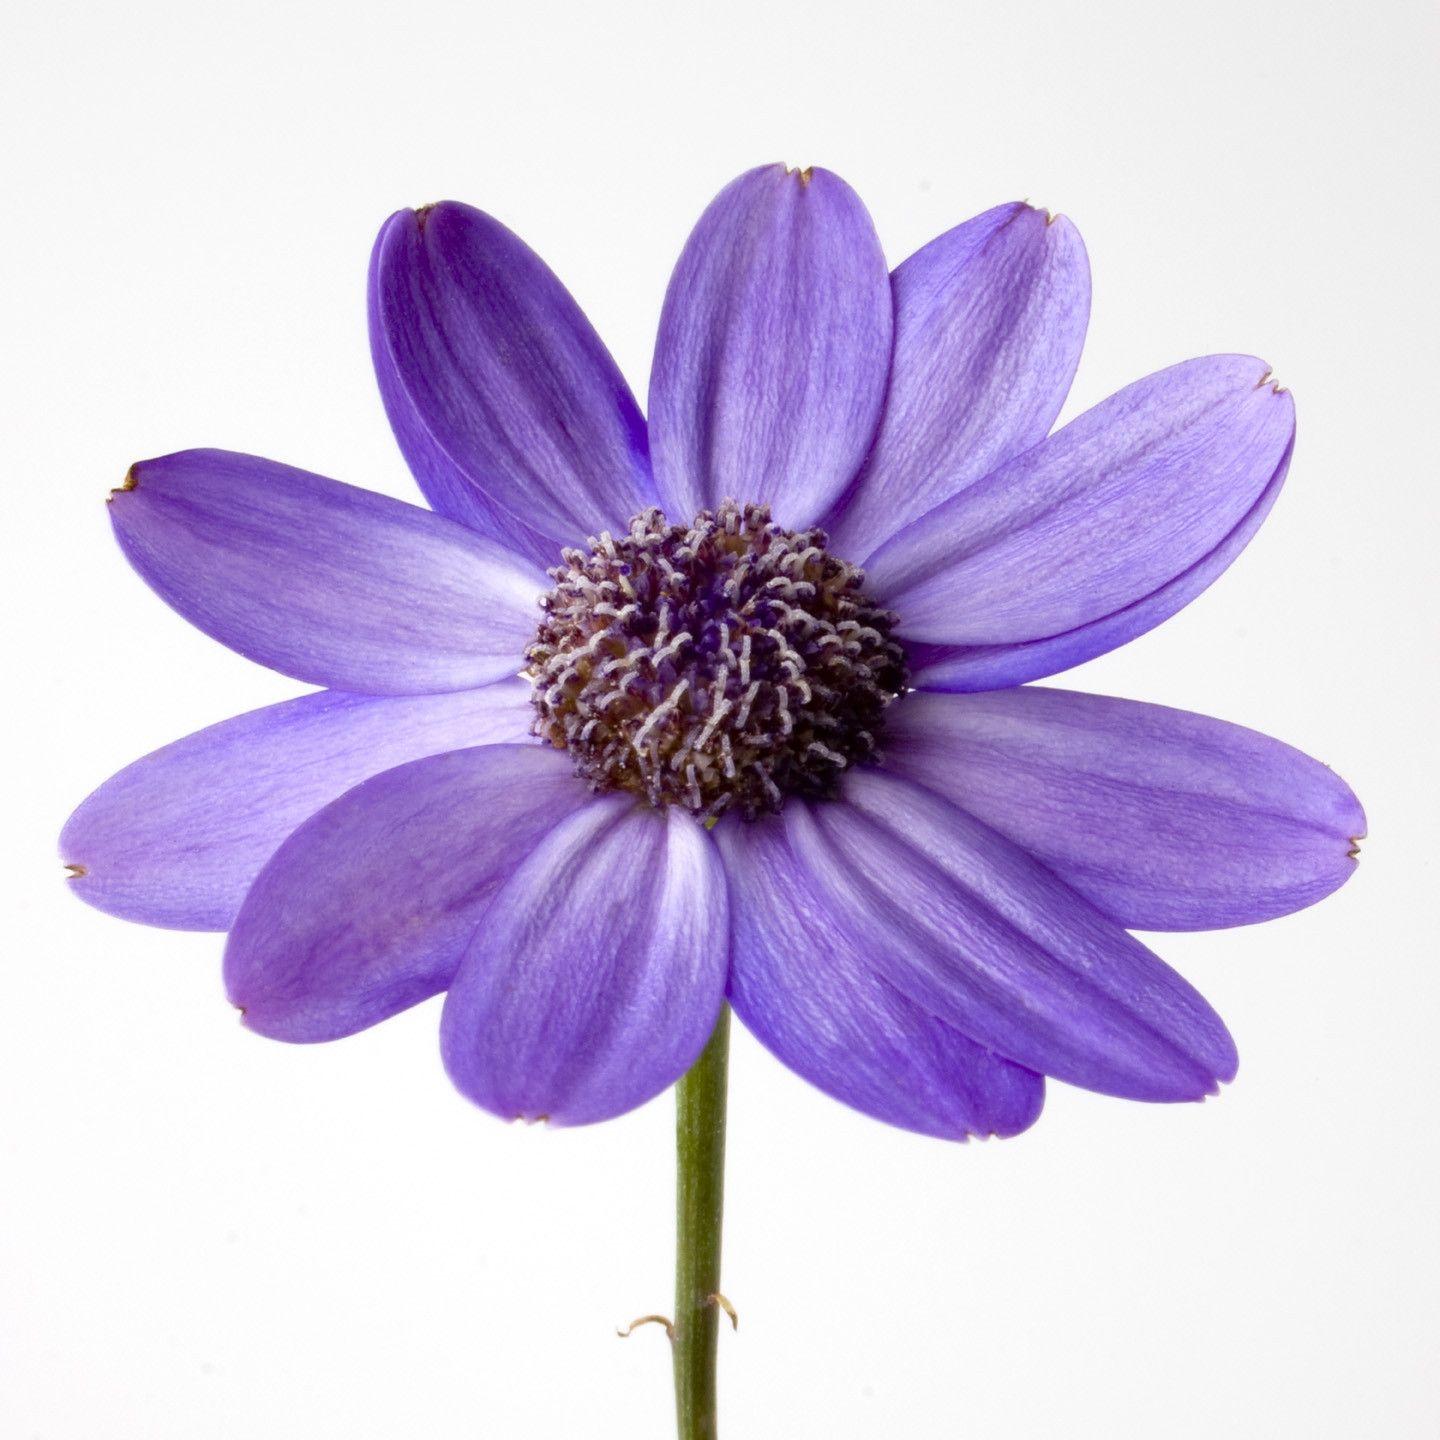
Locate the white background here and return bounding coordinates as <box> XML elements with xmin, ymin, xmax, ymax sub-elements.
<box><xmin>3</xmin><ymin>2</ymin><xmax>1436</xmax><ymax>1435</ymax></box>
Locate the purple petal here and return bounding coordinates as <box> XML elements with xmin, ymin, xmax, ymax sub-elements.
<box><xmin>367</xmin><ymin>238</ymin><xmax>556</xmax><ymax>569</ymax></box>
<box><xmin>110</xmin><ymin>450</ymin><xmax>545</xmax><ymax>694</ymax></box>
<box><xmin>798</xmin><ymin>771</ymin><xmax>1238</xmax><ymax>1101</ymax></box>
<box><xmin>648</xmin><ymin>164</ymin><xmax>892</xmax><ymax>528</ymax></box>
<box><xmin>906</xmin><ymin>431</ymin><xmax>1290</xmax><ymax>691</ymax></box>
<box><xmin>225</xmin><ymin>745</ymin><xmax>587</xmax><ymax>1042</ymax></box>
<box><xmin>440</xmin><ymin>798</ymin><xmax>728</xmax><ymax>1125</ymax></box>
<box><xmin>370</xmin><ymin>203</ymin><xmax>652</xmax><ymax>553</ymax></box>
<box><xmin>882</xmin><ymin>688</ymin><xmax>1365</xmax><ymax>931</ymax></box>
<box><xmin>715</xmin><ymin>819</ymin><xmax>1044</xmax><ymax>1140</ymax></box>
<box><xmin>867</xmin><ymin>356</ymin><xmax>1295</xmax><ymax>649</ymax></box>
<box><xmin>61</xmin><ymin>681</ymin><xmax>535</xmax><ymax>931</ymax></box>
<box><xmin>825</xmin><ymin>203</ymin><xmax>1090</xmax><ymax>560</ymax></box>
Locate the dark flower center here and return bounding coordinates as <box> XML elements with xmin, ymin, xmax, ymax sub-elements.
<box><xmin>526</xmin><ymin>502</ymin><xmax>909</xmax><ymax>821</ymax></box>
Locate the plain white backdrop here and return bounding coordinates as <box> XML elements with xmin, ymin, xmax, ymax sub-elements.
<box><xmin>3</xmin><ymin>1</ymin><xmax>1436</xmax><ymax>1435</ymax></box>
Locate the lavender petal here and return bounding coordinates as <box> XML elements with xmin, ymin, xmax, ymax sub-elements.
<box><xmin>799</xmin><ymin>771</ymin><xmax>1239</xmax><ymax>1102</ymax></box>
<box><xmin>367</xmin><ymin>234</ymin><xmax>556</xmax><ymax>568</ymax></box>
<box><xmin>440</xmin><ymin>799</ymin><xmax>728</xmax><ymax>1125</ymax></box>
<box><xmin>716</xmin><ymin>818</ymin><xmax>1044</xmax><ymax>1140</ymax></box>
<box><xmin>882</xmin><ymin>687</ymin><xmax>1365</xmax><ymax>931</ymax></box>
<box><xmin>648</xmin><ymin>164</ymin><xmax>892</xmax><ymax>529</ymax></box>
<box><xmin>61</xmin><ymin>681</ymin><xmax>535</xmax><ymax>931</ymax></box>
<box><xmin>224</xmin><ymin>745</ymin><xmax>586</xmax><ymax>1041</ymax></box>
<box><xmin>867</xmin><ymin>356</ymin><xmax>1295</xmax><ymax>650</ymax></box>
<box><xmin>908</xmin><ymin>433</ymin><xmax>1291</xmax><ymax>692</ymax></box>
<box><xmin>370</xmin><ymin>203</ymin><xmax>652</xmax><ymax>553</ymax></box>
<box><xmin>109</xmin><ymin>449</ymin><xmax>545</xmax><ymax>694</ymax></box>
<box><xmin>826</xmin><ymin>203</ymin><xmax>1089</xmax><ymax>559</ymax></box>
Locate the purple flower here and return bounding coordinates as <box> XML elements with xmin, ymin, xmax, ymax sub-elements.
<box><xmin>61</xmin><ymin>165</ymin><xmax>1363</xmax><ymax>1140</ymax></box>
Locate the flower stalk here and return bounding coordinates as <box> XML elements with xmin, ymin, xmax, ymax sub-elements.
<box><xmin>672</xmin><ymin>1003</ymin><xmax>731</xmax><ymax>1440</ymax></box>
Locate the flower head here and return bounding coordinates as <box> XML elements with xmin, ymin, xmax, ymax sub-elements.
<box><xmin>528</xmin><ymin>501</ymin><xmax>907</xmax><ymax>819</ymax></box>
<box><xmin>62</xmin><ymin>165</ymin><xmax>1363</xmax><ymax>1140</ymax></box>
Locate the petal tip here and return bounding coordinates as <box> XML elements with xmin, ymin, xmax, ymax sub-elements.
<box><xmin>1021</xmin><ymin>200</ymin><xmax>1063</xmax><ymax>227</ymax></box>
<box><xmin>409</xmin><ymin>200</ymin><xmax>472</xmax><ymax>234</ymax></box>
<box><xmin>384</xmin><ymin>201</ymin><xmax>454</xmax><ymax>243</ymax></box>
<box><xmin>1018</xmin><ymin>199</ymin><xmax>1073</xmax><ymax>229</ymax></box>
<box><xmin>1132</xmin><ymin>1036</ymin><xmax>1237</xmax><ymax>1103</ymax></box>
<box><xmin>231</xmin><ymin>1001</ymin><xmax>295</xmax><ymax>1043</ymax></box>
<box><xmin>993</xmin><ymin>1078</ymin><xmax>1047</xmax><ymax>1139</ymax></box>
<box><xmin>107</xmin><ymin>465</ymin><xmax>139</xmax><ymax>503</ymax></box>
<box><xmin>1184</xmin><ymin>1072</ymin><xmax>1232</xmax><ymax>1104</ymax></box>
<box><xmin>1241</xmin><ymin>358</ymin><xmax>1294</xmax><ymax>411</ymax></box>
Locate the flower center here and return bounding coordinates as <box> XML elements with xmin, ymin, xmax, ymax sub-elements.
<box><xmin>526</xmin><ymin>502</ymin><xmax>909</xmax><ymax>821</ymax></box>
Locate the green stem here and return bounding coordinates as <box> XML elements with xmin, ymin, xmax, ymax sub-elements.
<box><xmin>672</xmin><ymin>1003</ymin><xmax>731</xmax><ymax>1440</ymax></box>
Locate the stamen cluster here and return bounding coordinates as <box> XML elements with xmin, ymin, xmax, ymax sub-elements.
<box><xmin>527</xmin><ymin>502</ymin><xmax>908</xmax><ymax>820</ymax></box>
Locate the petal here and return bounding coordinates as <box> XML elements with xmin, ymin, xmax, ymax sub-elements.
<box><xmin>369</xmin><ymin>203</ymin><xmax>652</xmax><ymax>552</ymax></box>
<box><xmin>882</xmin><ymin>688</ymin><xmax>1365</xmax><ymax>931</ymax></box>
<box><xmin>906</xmin><ymin>426</ymin><xmax>1288</xmax><ymax>691</ymax></box>
<box><xmin>867</xmin><ymin>356</ymin><xmax>1295</xmax><ymax>648</ymax></box>
<box><xmin>224</xmin><ymin>745</ymin><xmax>587</xmax><ymax>1042</ymax></box>
<box><xmin>715</xmin><ymin>819</ymin><xmax>1044</xmax><ymax>1140</ymax></box>
<box><xmin>648</xmin><ymin>164</ymin><xmax>892</xmax><ymax>528</ymax></box>
<box><xmin>826</xmin><ymin>203</ymin><xmax>1090</xmax><ymax>559</ymax></box>
<box><xmin>110</xmin><ymin>450</ymin><xmax>545</xmax><ymax>694</ymax></box>
<box><xmin>440</xmin><ymin>799</ymin><xmax>728</xmax><ymax>1125</ymax></box>
<box><xmin>61</xmin><ymin>680</ymin><xmax>536</xmax><ymax>931</ymax></box>
<box><xmin>795</xmin><ymin>771</ymin><xmax>1237</xmax><ymax>1101</ymax></box>
<box><xmin>367</xmin><ymin>237</ymin><xmax>557</xmax><ymax>569</ymax></box>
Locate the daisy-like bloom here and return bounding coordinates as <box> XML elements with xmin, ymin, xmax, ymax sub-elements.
<box><xmin>62</xmin><ymin>165</ymin><xmax>1364</xmax><ymax>1140</ymax></box>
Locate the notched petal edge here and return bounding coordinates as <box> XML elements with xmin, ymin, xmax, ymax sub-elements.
<box><xmin>107</xmin><ymin>465</ymin><xmax>139</xmax><ymax>502</ymax></box>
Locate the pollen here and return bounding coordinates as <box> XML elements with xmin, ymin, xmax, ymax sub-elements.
<box><xmin>527</xmin><ymin>502</ymin><xmax>908</xmax><ymax>821</ymax></box>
